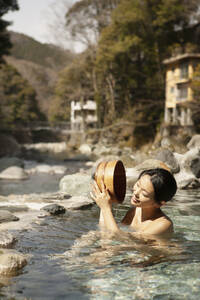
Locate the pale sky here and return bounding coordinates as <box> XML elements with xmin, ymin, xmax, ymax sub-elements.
<box><xmin>3</xmin><ymin>0</ymin><xmax>82</xmax><ymax>52</ymax></box>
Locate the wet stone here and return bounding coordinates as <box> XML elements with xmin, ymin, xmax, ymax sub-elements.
<box><xmin>0</xmin><ymin>249</ymin><xmax>27</xmax><ymax>275</ymax></box>
<box><xmin>0</xmin><ymin>232</ymin><xmax>16</xmax><ymax>248</ymax></box>
<box><xmin>41</xmin><ymin>204</ymin><xmax>66</xmax><ymax>216</ymax></box>
<box><xmin>0</xmin><ymin>210</ymin><xmax>19</xmax><ymax>223</ymax></box>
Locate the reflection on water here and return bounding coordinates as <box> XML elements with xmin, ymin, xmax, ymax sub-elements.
<box><xmin>1</xmin><ymin>189</ymin><xmax>200</xmax><ymax>299</ymax></box>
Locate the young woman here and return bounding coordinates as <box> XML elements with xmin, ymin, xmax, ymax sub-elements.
<box><xmin>91</xmin><ymin>168</ymin><xmax>177</xmax><ymax>236</ymax></box>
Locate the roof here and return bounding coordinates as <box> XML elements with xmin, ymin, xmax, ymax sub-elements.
<box><xmin>163</xmin><ymin>53</ymin><xmax>200</xmax><ymax>65</ymax></box>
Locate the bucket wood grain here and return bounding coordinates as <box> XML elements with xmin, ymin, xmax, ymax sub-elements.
<box><xmin>95</xmin><ymin>160</ymin><xmax>126</xmax><ymax>203</ymax></box>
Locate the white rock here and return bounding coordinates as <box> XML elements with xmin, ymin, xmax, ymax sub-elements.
<box><xmin>79</xmin><ymin>144</ymin><xmax>92</xmax><ymax>155</ymax></box>
<box><xmin>59</xmin><ymin>173</ymin><xmax>92</xmax><ymax>196</ymax></box>
<box><xmin>0</xmin><ymin>166</ymin><xmax>28</xmax><ymax>180</ymax></box>
<box><xmin>0</xmin><ymin>250</ymin><xmax>27</xmax><ymax>275</ymax></box>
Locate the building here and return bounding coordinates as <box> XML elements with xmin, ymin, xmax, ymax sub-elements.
<box><xmin>163</xmin><ymin>53</ymin><xmax>200</xmax><ymax>126</ymax></box>
<box><xmin>71</xmin><ymin>99</ymin><xmax>97</xmax><ymax>130</ymax></box>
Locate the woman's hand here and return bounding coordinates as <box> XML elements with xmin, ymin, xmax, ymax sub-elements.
<box><xmin>90</xmin><ymin>180</ymin><xmax>112</xmax><ymax>210</ymax></box>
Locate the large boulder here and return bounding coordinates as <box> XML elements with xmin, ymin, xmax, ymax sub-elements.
<box><xmin>154</xmin><ymin>148</ymin><xmax>180</xmax><ymax>174</ymax></box>
<box><xmin>174</xmin><ymin>170</ymin><xmax>200</xmax><ymax>189</ymax></box>
<box><xmin>187</xmin><ymin>135</ymin><xmax>200</xmax><ymax>149</ymax></box>
<box><xmin>126</xmin><ymin>159</ymin><xmax>170</xmax><ymax>188</ymax></box>
<box><xmin>0</xmin><ymin>210</ymin><xmax>19</xmax><ymax>223</ymax></box>
<box><xmin>0</xmin><ymin>250</ymin><xmax>27</xmax><ymax>275</ymax></box>
<box><xmin>0</xmin><ymin>166</ymin><xmax>28</xmax><ymax>180</ymax></box>
<box><xmin>59</xmin><ymin>172</ymin><xmax>92</xmax><ymax>197</ymax></box>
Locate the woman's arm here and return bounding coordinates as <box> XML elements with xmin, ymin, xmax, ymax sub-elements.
<box><xmin>90</xmin><ymin>180</ymin><xmax>120</xmax><ymax>233</ymax></box>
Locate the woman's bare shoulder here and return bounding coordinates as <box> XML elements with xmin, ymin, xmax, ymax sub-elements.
<box><xmin>121</xmin><ymin>207</ymin><xmax>136</xmax><ymax>225</ymax></box>
<box><xmin>145</xmin><ymin>214</ymin><xmax>173</xmax><ymax>235</ymax></box>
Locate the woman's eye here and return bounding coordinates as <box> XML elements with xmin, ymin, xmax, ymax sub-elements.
<box><xmin>142</xmin><ymin>193</ymin><xmax>148</xmax><ymax>197</ymax></box>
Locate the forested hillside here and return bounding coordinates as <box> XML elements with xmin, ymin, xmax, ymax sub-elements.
<box><xmin>2</xmin><ymin>31</ymin><xmax>76</xmax><ymax>119</ymax></box>
<box><xmin>9</xmin><ymin>31</ymin><xmax>74</xmax><ymax>71</ymax></box>
<box><xmin>1</xmin><ymin>0</ymin><xmax>200</xmax><ymax>147</ymax></box>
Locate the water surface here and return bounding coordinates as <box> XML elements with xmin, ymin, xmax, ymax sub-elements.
<box><xmin>1</xmin><ymin>177</ymin><xmax>200</xmax><ymax>299</ymax></box>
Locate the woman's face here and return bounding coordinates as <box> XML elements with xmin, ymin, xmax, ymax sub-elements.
<box><xmin>131</xmin><ymin>175</ymin><xmax>157</xmax><ymax>208</ymax></box>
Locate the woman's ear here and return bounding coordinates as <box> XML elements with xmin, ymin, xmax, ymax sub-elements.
<box><xmin>160</xmin><ymin>201</ymin><xmax>166</xmax><ymax>206</ymax></box>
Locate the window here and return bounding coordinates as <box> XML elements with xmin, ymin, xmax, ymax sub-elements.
<box><xmin>177</xmin><ymin>84</ymin><xmax>188</xmax><ymax>101</ymax></box>
<box><xmin>180</xmin><ymin>63</ymin><xmax>188</xmax><ymax>79</ymax></box>
<box><xmin>170</xmin><ymin>87</ymin><xmax>174</xmax><ymax>94</ymax></box>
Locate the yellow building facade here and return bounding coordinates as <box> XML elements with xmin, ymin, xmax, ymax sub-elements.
<box><xmin>163</xmin><ymin>53</ymin><xmax>200</xmax><ymax>126</ymax></box>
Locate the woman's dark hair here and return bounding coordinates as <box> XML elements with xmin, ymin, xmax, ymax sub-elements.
<box><xmin>138</xmin><ymin>168</ymin><xmax>177</xmax><ymax>204</ymax></box>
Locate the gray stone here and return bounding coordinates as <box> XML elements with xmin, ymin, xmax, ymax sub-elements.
<box><xmin>0</xmin><ymin>210</ymin><xmax>19</xmax><ymax>223</ymax></box>
<box><xmin>154</xmin><ymin>149</ymin><xmax>180</xmax><ymax>173</ymax></box>
<box><xmin>59</xmin><ymin>172</ymin><xmax>92</xmax><ymax>196</ymax></box>
<box><xmin>41</xmin><ymin>204</ymin><xmax>66</xmax><ymax>215</ymax></box>
<box><xmin>126</xmin><ymin>159</ymin><xmax>171</xmax><ymax>189</ymax></box>
<box><xmin>0</xmin><ymin>232</ymin><xmax>16</xmax><ymax>248</ymax></box>
<box><xmin>0</xmin><ymin>249</ymin><xmax>27</xmax><ymax>275</ymax></box>
<box><xmin>0</xmin><ymin>205</ymin><xmax>29</xmax><ymax>213</ymax></box>
<box><xmin>0</xmin><ymin>166</ymin><xmax>28</xmax><ymax>180</ymax></box>
<box><xmin>187</xmin><ymin>135</ymin><xmax>200</xmax><ymax>149</ymax></box>
<box><xmin>174</xmin><ymin>171</ymin><xmax>200</xmax><ymax>189</ymax></box>
<box><xmin>61</xmin><ymin>196</ymin><xmax>94</xmax><ymax>210</ymax></box>
<box><xmin>190</xmin><ymin>157</ymin><xmax>200</xmax><ymax>178</ymax></box>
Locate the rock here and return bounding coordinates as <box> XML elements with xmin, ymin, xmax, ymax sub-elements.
<box><xmin>135</xmin><ymin>159</ymin><xmax>171</xmax><ymax>172</ymax></box>
<box><xmin>0</xmin><ymin>232</ymin><xmax>16</xmax><ymax>248</ymax></box>
<box><xmin>126</xmin><ymin>159</ymin><xmax>171</xmax><ymax>189</ymax></box>
<box><xmin>41</xmin><ymin>204</ymin><xmax>66</xmax><ymax>215</ymax></box>
<box><xmin>0</xmin><ymin>250</ymin><xmax>27</xmax><ymax>275</ymax></box>
<box><xmin>160</xmin><ymin>137</ymin><xmax>175</xmax><ymax>150</ymax></box>
<box><xmin>0</xmin><ymin>166</ymin><xmax>28</xmax><ymax>180</ymax></box>
<box><xmin>0</xmin><ymin>210</ymin><xmax>19</xmax><ymax>223</ymax></box>
<box><xmin>24</xmin><ymin>142</ymin><xmax>67</xmax><ymax>153</ymax></box>
<box><xmin>174</xmin><ymin>171</ymin><xmax>200</xmax><ymax>189</ymax></box>
<box><xmin>0</xmin><ymin>157</ymin><xmax>24</xmax><ymax>173</ymax></box>
<box><xmin>61</xmin><ymin>196</ymin><xmax>94</xmax><ymax>210</ymax></box>
<box><xmin>0</xmin><ymin>134</ymin><xmax>21</xmax><ymax>157</ymax></box>
<box><xmin>59</xmin><ymin>172</ymin><xmax>92</xmax><ymax>196</ymax></box>
<box><xmin>187</xmin><ymin>134</ymin><xmax>200</xmax><ymax>149</ymax></box>
<box><xmin>79</xmin><ymin>144</ymin><xmax>92</xmax><ymax>156</ymax></box>
<box><xmin>0</xmin><ymin>205</ymin><xmax>29</xmax><ymax>213</ymax></box>
<box><xmin>190</xmin><ymin>157</ymin><xmax>200</xmax><ymax>178</ymax></box>
<box><xmin>154</xmin><ymin>149</ymin><xmax>180</xmax><ymax>173</ymax></box>
<box><xmin>174</xmin><ymin>148</ymin><xmax>200</xmax><ymax>171</ymax></box>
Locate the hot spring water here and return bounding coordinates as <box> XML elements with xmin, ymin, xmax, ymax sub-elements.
<box><xmin>0</xmin><ymin>171</ymin><xmax>200</xmax><ymax>299</ymax></box>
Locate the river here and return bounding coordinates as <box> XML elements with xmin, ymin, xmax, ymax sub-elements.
<box><xmin>0</xmin><ymin>160</ymin><xmax>200</xmax><ymax>299</ymax></box>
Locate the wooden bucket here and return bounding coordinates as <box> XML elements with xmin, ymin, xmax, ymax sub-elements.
<box><xmin>94</xmin><ymin>160</ymin><xmax>126</xmax><ymax>203</ymax></box>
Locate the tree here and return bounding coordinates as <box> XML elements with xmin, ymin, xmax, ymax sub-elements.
<box><xmin>0</xmin><ymin>0</ymin><xmax>19</xmax><ymax>62</ymax></box>
<box><xmin>95</xmin><ymin>0</ymin><xmax>200</xmax><ymax>126</ymax></box>
<box><xmin>48</xmin><ymin>51</ymin><xmax>94</xmax><ymax>123</ymax></box>
<box><xmin>65</xmin><ymin>0</ymin><xmax>119</xmax><ymax>48</ymax></box>
<box><xmin>0</xmin><ymin>63</ymin><xmax>42</xmax><ymax>127</ymax></box>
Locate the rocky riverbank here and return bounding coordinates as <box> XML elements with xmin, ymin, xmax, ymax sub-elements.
<box><xmin>1</xmin><ymin>133</ymin><xmax>200</xmax><ymax>275</ymax></box>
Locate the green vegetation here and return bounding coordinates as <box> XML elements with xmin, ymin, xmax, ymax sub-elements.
<box><xmin>9</xmin><ymin>31</ymin><xmax>74</xmax><ymax>70</ymax></box>
<box><xmin>1</xmin><ymin>0</ymin><xmax>200</xmax><ymax>146</ymax></box>
<box><xmin>0</xmin><ymin>63</ymin><xmax>42</xmax><ymax>127</ymax></box>
<box><xmin>0</xmin><ymin>0</ymin><xmax>19</xmax><ymax>62</ymax></box>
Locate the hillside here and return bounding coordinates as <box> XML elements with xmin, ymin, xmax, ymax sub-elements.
<box><xmin>4</xmin><ymin>31</ymin><xmax>76</xmax><ymax>117</ymax></box>
<box><xmin>9</xmin><ymin>31</ymin><xmax>75</xmax><ymax>71</ymax></box>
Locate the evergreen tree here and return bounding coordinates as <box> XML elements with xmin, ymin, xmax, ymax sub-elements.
<box><xmin>0</xmin><ymin>0</ymin><xmax>19</xmax><ymax>62</ymax></box>
<box><xmin>0</xmin><ymin>63</ymin><xmax>41</xmax><ymax>127</ymax></box>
